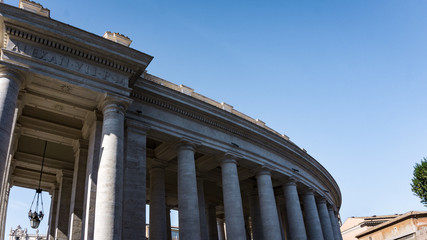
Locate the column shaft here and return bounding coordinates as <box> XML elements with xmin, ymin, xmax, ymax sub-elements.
<box><xmin>82</xmin><ymin>111</ymin><xmax>103</xmax><ymax>240</ymax></box>
<box><xmin>207</xmin><ymin>204</ymin><xmax>218</xmax><ymax>240</ymax></box>
<box><xmin>217</xmin><ymin>218</ymin><xmax>226</xmax><ymax>240</ymax></box>
<box><xmin>150</xmin><ymin>165</ymin><xmax>167</xmax><ymax>240</ymax></box>
<box><xmin>248</xmin><ymin>191</ymin><xmax>263</xmax><ymax>240</ymax></box>
<box><xmin>244</xmin><ymin>215</ymin><xmax>251</xmax><ymax>240</ymax></box>
<box><xmin>94</xmin><ymin>97</ymin><xmax>129</xmax><ymax>240</ymax></box>
<box><xmin>328</xmin><ymin>207</ymin><xmax>343</xmax><ymax>240</ymax></box>
<box><xmin>283</xmin><ymin>181</ymin><xmax>307</xmax><ymax>240</ymax></box>
<box><xmin>256</xmin><ymin>170</ymin><xmax>281</xmax><ymax>240</ymax></box>
<box><xmin>123</xmin><ymin>121</ymin><xmax>147</xmax><ymax>239</ymax></box>
<box><xmin>0</xmin><ymin>183</ymin><xmax>11</xmax><ymax>240</ymax></box>
<box><xmin>0</xmin><ymin>97</ymin><xmax>21</xmax><ymax>240</ymax></box>
<box><xmin>48</xmin><ymin>184</ymin><xmax>59</xmax><ymax>240</ymax></box>
<box><xmin>166</xmin><ymin>207</ymin><xmax>172</xmax><ymax>240</ymax></box>
<box><xmin>197</xmin><ymin>178</ymin><xmax>209</xmax><ymax>240</ymax></box>
<box><xmin>69</xmin><ymin>140</ymin><xmax>89</xmax><ymax>240</ymax></box>
<box><xmin>0</xmin><ymin>69</ymin><xmax>22</xmax><ymax>192</ymax></box>
<box><xmin>177</xmin><ymin>142</ymin><xmax>201</xmax><ymax>239</ymax></box>
<box><xmin>55</xmin><ymin>173</ymin><xmax>73</xmax><ymax>240</ymax></box>
<box><xmin>220</xmin><ymin>158</ymin><xmax>246</xmax><ymax>240</ymax></box>
<box><xmin>301</xmin><ymin>191</ymin><xmax>324</xmax><ymax>240</ymax></box>
<box><xmin>275</xmin><ymin>200</ymin><xmax>285</xmax><ymax>240</ymax></box>
<box><xmin>316</xmin><ymin>199</ymin><xmax>334</xmax><ymax>240</ymax></box>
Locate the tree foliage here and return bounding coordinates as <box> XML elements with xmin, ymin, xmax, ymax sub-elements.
<box><xmin>411</xmin><ymin>158</ymin><xmax>427</xmax><ymax>206</ymax></box>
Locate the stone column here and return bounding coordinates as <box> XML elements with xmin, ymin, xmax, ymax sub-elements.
<box><xmin>68</xmin><ymin>139</ymin><xmax>89</xmax><ymax>240</ymax></box>
<box><xmin>283</xmin><ymin>179</ymin><xmax>307</xmax><ymax>240</ymax></box>
<box><xmin>248</xmin><ymin>190</ymin><xmax>263</xmax><ymax>240</ymax></box>
<box><xmin>123</xmin><ymin>120</ymin><xmax>148</xmax><ymax>239</ymax></box>
<box><xmin>301</xmin><ymin>189</ymin><xmax>324</xmax><ymax>240</ymax></box>
<box><xmin>217</xmin><ymin>218</ymin><xmax>226</xmax><ymax>240</ymax></box>
<box><xmin>55</xmin><ymin>170</ymin><xmax>73</xmax><ymax>240</ymax></box>
<box><xmin>177</xmin><ymin>140</ymin><xmax>201</xmax><ymax>239</ymax></box>
<box><xmin>256</xmin><ymin>169</ymin><xmax>282</xmax><ymax>240</ymax></box>
<box><xmin>220</xmin><ymin>155</ymin><xmax>246</xmax><ymax>240</ymax></box>
<box><xmin>316</xmin><ymin>198</ymin><xmax>334</xmax><ymax>240</ymax></box>
<box><xmin>275</xmin><ymin>198</ymin><xmax>286</xmax><ymax>240</ymax></box>
<box><xmin>149</xmin><ymin>159</ymin><xmax>167</xmax><ymax>240</ymax></box>
<box><xmin>244</xmin><ymin>215</ymin><xmax>251</xmax><ymax>240</ymax></box>
<box><xmin>48</xmin><ymin>184</ymin><xmax>59</xmax><ymax>240</ymax></box>
<box><xmin>206</xmin><ymin>203</ymin><xmax>218</xmax><ymax>240</ymax></box>
<box><xmin>0</xmin><ymin>182</ymin><xmax>11</xmax><ymax>240</ymax></box>
<box><xmin>0</xmin><ymin>68</ymin><xmax>24</xmax><ymax>193</ymax></box>
<box><xmin>82</xmin><ymin>110</ymin><xmax>103</xmax><ymax>240</ymax></box>
<box><xmin>197</xmin><ymin>177</ymin><xmax>209</xmax><ymax>240</ymax></box>
<box><xmin>166</xmin><ymin>206</ymin><xmax>172</xmax><ymax>240</ymax></box>
<box><xmin>328</xmin><ymin>206</ymin><xmax>343</xmax><ymax>240</ymax></box>
<box><xmin>0</xmin><ymin>92</ymin><xmax>22</xmax><ymax>240</ymax></box>
<box><xmin>94</xmin><ymin>95</ymin><xmax>131</xmax><ymax>240</ymax></box>
<box><xmin>279</xmin><ymin>200</ymin><xmax>290</xmax><ymax>240</ymax></box>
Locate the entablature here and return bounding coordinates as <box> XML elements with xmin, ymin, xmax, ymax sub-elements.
<box><xmin>0</xmin><ymin>3</ymin><xmax>153</xmax><ymax>95</ymax></box>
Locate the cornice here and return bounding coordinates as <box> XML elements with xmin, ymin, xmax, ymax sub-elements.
<box><xmin>5</xmin><ymin>25</ymin><xmax>133</xmax><ymax>74</ymax></box>
<box><xmin>131</xmin><ymin>91</ymin><xmax>248</xmax><ymax>138</ymax></box>
<box><xmin>0</xmin><ymin>3</ymin><xmax>153</xmax><ymax>80</ymax></box>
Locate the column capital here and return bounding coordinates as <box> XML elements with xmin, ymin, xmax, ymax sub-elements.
<box><xmin>73</xmin><ymin>139</ymin><xmax>89</xmax><ymax>153</ymax></box>
<box><xmin>282</xmin><ymin>176</ymin><xmax>299</xmax><ymax>186</ymax></box>
<box><xmin>316</xmin><ymin>196</ymin><xmax>327</xmax><ymax>204</ymax></box>
<box><xmin>218</xmin><ymin>152</ymin><xmax>239</xmax><ymax>166</ymax></box>
<box><xmin>82</xmin><ymin>110</ymin><xmax>103</xmax><ymax>138</ymax></box>
<box><xmin>176</xmin><ymin>138</ymin><xmax>199</xmax><ymax>151</ymax></box>
<box><xmin>125</xmin><ymin>119</ymin><xmax>150</xmax><ymax>135</ymax></box>
<box><xmin>251</xmin><ymin>164</ymin><xmax>274</xmax><ymax>176</ymax></box>
<box><xmin>301</xmin><ymin>187</ymin><xmax>315</xmax><ymax>195</ymax></box>
<box><xmin>0</xmin><ymin>65</ymin><xmax>26</xmax><ymax>85</ymax></box>
<box><xmin>85</xmin><ymin>110</ymin><xmax>103</xmax><ymax>125</ymax></box>
<box><xmin>97</xmin><ymin>93</ymin><xmax>132</xmax><ymax>114</ymax></box>
<box><xmin>57</xmin><ymin>169</ymin><xmax>73</xmax><ymax>182</ymax></box>
<box><xmin>149</xmin><ymin>158</ymin><xmax>168</xmax><ymax>169</ymax></box>
<box><xmin>327</xmin><ymin>203</ymin><xmax>338</xmax><ymax>213</ymax></box>
<box><xmin>196</xmin><ymin>171</ymin><xmax>209</xmax><ymax>179</ymax></box>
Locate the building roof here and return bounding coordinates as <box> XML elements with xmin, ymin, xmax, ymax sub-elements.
<box><xmin>356</xmin><ymin>211</ymin><xmax>427</xmax><ymax>238</ymax></box>
<box><xmin>341</xmin><ymin>214</ymin><xmax>401</xmax><ymax>232</ymax></box>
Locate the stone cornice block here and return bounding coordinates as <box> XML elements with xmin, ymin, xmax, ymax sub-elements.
<box><xmin>179</xmin><ymin>84</ymin><xmax>194</xmax><ymax>96</ymax></box>
<box><xmin>103</xmin><ymin>31</ymin><xmax>132</xmax><ymax>47</ymax></box>
<box><xmin>19</xmin><ymin>0</ymin><xmax>50</xmax><ymax>18</ymax></box>
<box><xmin>221</xmin><ymin>102</ymin><xmax>233</xmax><ymax>112</ymax></box>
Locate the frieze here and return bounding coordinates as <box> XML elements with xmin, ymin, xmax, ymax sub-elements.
<box><xmin>6</xmin><ymin>38</ymin><xmax>128</xmax><ymax>87</ymax></box>
<box><xmin>5</xmin><ymin>26</ymin><xmax>133</xmax><ymax>74</ymax></box>
<box><xmin>131</xmin><ymin>92</ymin><xmax>248</xmax><ymax>138</ymax></box>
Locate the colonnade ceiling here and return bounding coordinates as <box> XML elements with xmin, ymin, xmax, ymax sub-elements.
<box><xmin>12</xmin><ymin>136</ymin><xmax>74</xmax><ymax>192</ymax></box>
<box><xmin>10</xmin><ymin>73</ymin><xmax>100</xmax><ymax>193</ymax></box>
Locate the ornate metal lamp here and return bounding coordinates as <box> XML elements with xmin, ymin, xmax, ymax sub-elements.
<box><xmin>28</xmin><ymin>141</ymin><xmax>47</xmax><ymax>229</ymax></box>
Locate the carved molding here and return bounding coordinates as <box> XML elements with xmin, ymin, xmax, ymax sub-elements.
<box><xmin>131</xmin><ymin>92</ymin><xmax>248</xmax><ymax>138</ymax></box>
<box><xmin>5</xmin><ymin>25</ymin><xmax>134</xmax><ymax>74</ymax></box>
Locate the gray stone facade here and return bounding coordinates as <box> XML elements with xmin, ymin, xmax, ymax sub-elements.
<box><xmin>0</xmin><ymin>1</ymin><xmax>342</xmax><ymax>239</ymax></box>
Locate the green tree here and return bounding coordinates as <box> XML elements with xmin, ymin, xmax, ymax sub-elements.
<box><xmin>411</xmin><ymin>158</ymin><xmax>427</xmax><ymax>205</ymax></box>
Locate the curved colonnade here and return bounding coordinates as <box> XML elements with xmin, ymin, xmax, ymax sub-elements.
<box><xmin>0</xmin><ymin>2</ymin><xmax>342</xmax><ymax>240</ymax></box>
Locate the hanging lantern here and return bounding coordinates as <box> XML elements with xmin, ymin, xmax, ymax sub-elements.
<box><xmin>28</xmin><ymin>141</ymin><xmax>47</xmax><ymax>229</ymax></box>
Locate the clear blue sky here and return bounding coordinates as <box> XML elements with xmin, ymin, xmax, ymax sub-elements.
<box><xmin>4</xmin><ymin>0</ymin><xmax>427</xmax><ymax>237</ymax></box>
